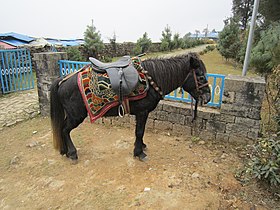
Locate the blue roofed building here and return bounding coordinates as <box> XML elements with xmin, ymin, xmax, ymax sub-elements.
<box><xmin>0</xmin><ymin>32</ymin><xmax>35</xmax><ymax>48</ymax></box>
<box><xmin>190</xmin><ymin>31</ymin><xmax>219</xmax><ymax>39</ymax></box>
<box><xmin>0</xmin><ymin>32</ymin><xmax>84</xmax><ymax>49</ymax></box>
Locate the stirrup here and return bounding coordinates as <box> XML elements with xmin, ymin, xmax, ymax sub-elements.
<box><xmin>118</xmin><ymin>104</ymin><xmax>125</xmax><ymax>117</ymax></box>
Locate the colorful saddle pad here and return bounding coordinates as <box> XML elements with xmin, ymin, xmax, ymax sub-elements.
<box><xmin>77</xmin><ymin>65</ymin><xmax>148</xmax><ymax>122</ymax></box>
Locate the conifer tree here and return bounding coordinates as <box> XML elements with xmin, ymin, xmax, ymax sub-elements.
<box><xmin>83</xmin><ymin>21</ymin><xmax>104</xmax><ymax>59</ymax></box>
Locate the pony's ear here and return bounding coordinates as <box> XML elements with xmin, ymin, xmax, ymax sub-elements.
<box><xmin>190</xmin><ymin>56</ymin><xmax>200</xmax><ymax>69</ymax></box>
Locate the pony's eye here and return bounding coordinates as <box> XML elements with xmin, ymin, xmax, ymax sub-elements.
<box><xmin>197</xmin><ymin>76</ymin><xmax>205</xmax><ymax>82</ymax></box>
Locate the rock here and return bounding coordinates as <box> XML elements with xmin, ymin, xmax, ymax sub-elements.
<box><xmin>198</xmin><ymin>140</ymin><xmax>206</xmax><ymax>145</ymax></box>
<box><xmin>6</xmin><ymin>121</ymin><xmax>16</xmax><ymax>127</ymax></box>
<box><xmin>221</xmin><ymin>153</ymin><xmax>228</xmax><ymax>159</ymax></box>
<box><xmin>26</xmin><ymin>141</ymin><xmax>38</xmax><ymax>148</ymax></box>
<box><xmin>144</xmin><ymin>187</ymin><xmax>151</xmax><ymax>192</ymax></box>
<box><xmin>48</xmin><ymin>159</ymin><xmax>56</xmax><ymax>165</ymax></box>
<box><xmin>10</xmin><ymin>156</ymin><xmax>20</xmax><ymax>165</ymax></box>
<box><xmin>84</xmin><ymin>160</ymin><xmax>90</xmax><ymax>166</ymax></box>
<box><xmin>49</xmin><ymin>180</ymin><xmax>65</xmax><ymax>190</ymax></box>
<box><xmin>191</xmin><ymin>172</ymin><xmax>200</xmax><ymax>178</ymax></box>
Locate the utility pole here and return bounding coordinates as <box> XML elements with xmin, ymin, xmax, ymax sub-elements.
<box><xmin>242</xmin><ymin>0</ymin><xmax>260</xmax><ymax>76</ymax></box>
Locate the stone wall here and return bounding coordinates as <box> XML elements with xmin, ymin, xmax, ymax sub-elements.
<box><xmin>95</xmin><ymin>75</ymin><xmax>266</xmax><ymax>143</ymax></box>
<box><xmin>25</xmin><ymin>42</ymin><xmax>161</xmax><ymax>62</ymax></box>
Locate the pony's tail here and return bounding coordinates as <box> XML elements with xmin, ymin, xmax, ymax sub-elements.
<box><xmin>50</xmin><ymin>78</ymin><xmax>65</xmax><ymax>152</ymax></box>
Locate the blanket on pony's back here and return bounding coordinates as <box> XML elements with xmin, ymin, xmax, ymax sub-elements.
<box><xmin>77</xmin><ymin>57</ymin><xmax>149</xmax><ymax>123</ymax></box>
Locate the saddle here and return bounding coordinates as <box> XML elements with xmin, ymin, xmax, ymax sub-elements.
<box><xmin>89</xmin><ymin>56</ymin><xmax>139</xmax><ymax>97</ymax></box>
<box><xmin>89</xmin><ymin>56</ymin><xmax>139</xmax><ymax>116</ymax></box>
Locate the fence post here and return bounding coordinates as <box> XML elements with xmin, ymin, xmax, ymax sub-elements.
<box><xmin>33</xmin><ymin>52</ymin><xmax>68</xmax><ymax>116</ymax></box>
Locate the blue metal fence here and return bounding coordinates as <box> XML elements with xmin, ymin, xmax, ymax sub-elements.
<box><xmin>165</xmin><ymin>73</ymin><xmax>225</xmax><ymax>107</ymax></box>
<box><xmin>59</xmin><ymin>60</ymin><xmax>90</xmax><ymax>77</ymax></box>
<box><xmin>58</xmin><ymin>60</ymin><xmax>225</xmax><ymax>108</ymax></box>
<box><xmin>0</xmin><ymin>49</ymin><xmax>34</xmax><ymax>94</ymax></box>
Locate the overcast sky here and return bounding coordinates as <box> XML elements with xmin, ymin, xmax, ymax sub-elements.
<box><xmin>1</xmin><ymin>0</ymin><xmax>233</xmax><ymax>42</ymax></box>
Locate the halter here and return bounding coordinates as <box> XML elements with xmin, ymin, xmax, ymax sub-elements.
<box><xmin>183</xmin><ymin>68</ymin><xmax>209</xmax><ymax>122</ymax></box>
<box><xmin>183</xmin><ymin>68</ymin><xmax>209</xmax><ymax>92</ymax></box>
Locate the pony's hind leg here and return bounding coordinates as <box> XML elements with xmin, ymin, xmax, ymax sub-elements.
<box><xmin>62</xmin><ymin>115</ymin><xmax>86</xmax><ymax>161</ymax></box>
<box><xmin>134</xmin><ymin>111</ymin><xmax>149</xmax><ymax>161</ymax></box>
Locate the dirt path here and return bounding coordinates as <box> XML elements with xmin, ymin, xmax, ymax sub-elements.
<box><xmin>0</xmin><ymin>117</ymin><xmax>278</xmax><ymax>209</ymax></box>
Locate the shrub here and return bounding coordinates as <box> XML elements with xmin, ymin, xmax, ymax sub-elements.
<box><xmin>133</xmin><ymin>32</ymin><xmax>152</xmax><ymax>55</ymax></box>
<box><xmin>65</xmin><ymin>46</ymin><xmax>84</xmax><ymax>61</ymax></box>
<box><xmin>247</xmin><ymin>136</ymin><xmax>280</xmax><ymax>186</ymax></box>
<box><xmin>251</xmin><ymin>21</ymin><xmax>280</xmax><ymax>74</ymax></box>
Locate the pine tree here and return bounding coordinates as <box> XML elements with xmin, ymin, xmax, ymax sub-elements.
<box><xmin>217</xmin><ymin>17</ymin><xmax>242</xmax><ymax>61</ymax></box>
<box><xmin>259</xmin><ymin>0</ymin><xmax>280</xmax><ymax>23</ymax></box>
<box><xmin>133</xmin><ymin>32</ymin><xmax>152</xmax><ymax>55</ymax></box>
<box><xmin>83</xmin><ymin>21</ymin><xmax>104</xmax><ymax>59</ymax></box>
<box><xmin>160</xmin><ymin>25</ymin><xmax>172</xmax><ymax>51</ymax></box>
<box><xmin>232</xmin><ymin>0</ymin><xmax>254</xmax><ymax>31</ymax></box>
<box><xmin>251</xmin><ymin>21</ymin><xmax>280</xmax><ymax>74</ymax></box>
<box><xmin>172</xmin><ymin>33</ymin><xmax>183</xmax><ymax>49</ymax></box>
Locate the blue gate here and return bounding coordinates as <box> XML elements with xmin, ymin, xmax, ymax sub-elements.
<box><xmin>0</xmin><ymin>49</ymin><xmax>34</xmax><ymax>94</ymax></box>
<box><xmin>58</xmin><ymin>60</ymin><xmax>225</xmax><ymax>108</ymax></box>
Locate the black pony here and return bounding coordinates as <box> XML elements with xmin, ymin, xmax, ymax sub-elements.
<box><xmin>50</xmin><ymin>53</ymin><xmax>211</xmax><ymax>162</ymax></box>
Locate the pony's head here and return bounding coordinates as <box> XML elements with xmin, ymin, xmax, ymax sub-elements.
<box><xmin>182</xmin><ymin>53</ymin><xmax>211</xmax><ymax>104</ymax></box>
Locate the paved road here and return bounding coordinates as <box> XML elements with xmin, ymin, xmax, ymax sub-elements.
<box><xmin>0</xmin><ymin>89</ymin><xmax>39</xmax><ymax>130</ymax></box>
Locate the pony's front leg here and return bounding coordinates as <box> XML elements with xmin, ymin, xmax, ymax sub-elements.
<box><xmin>134</xmin><ymin>111</ymin><xmax>149</xmax><ymax>161</ymax></box>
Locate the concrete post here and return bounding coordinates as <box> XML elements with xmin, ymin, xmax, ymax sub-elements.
<box><xmin>33</xmin><ymin>52</ymin><xmax>68</xmax><ymax>116</ymax></box>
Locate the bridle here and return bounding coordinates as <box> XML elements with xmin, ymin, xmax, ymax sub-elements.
<box><xmin>183</xmin><ymin>68</ymin><xmax>209</xmax><ymax>92</ymax></box>
<box><xmin>183</xmin><ymin>68</ymin><xmax>209</xmax><ymax>122</ymax></box>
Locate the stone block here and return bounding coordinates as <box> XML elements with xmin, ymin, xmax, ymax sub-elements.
<box><xmin>247</xmin><ymin>128</ymin><xmax>260</xmax><ymax>140</ymax></box>
<box><xmin>220</xmin><ymin>104</ymin><xmax>261</xmax><ymax>120</ymax></box>
<box><xmin>226</xmin><ymin>123</ymin><xmax>249</xmax><ymax>137</ymax></box>
<box><xmin>206</xmin><ymin>120</ymin><xmax>226</xmax><ymax>133</ymax></box>
<box><xmin>219</xmin><ymin>114</ymin><xmax>236</xmax><ymax>123</ymax></box>
<box><xmin>222</xmin><ymin>91</ymin><xmax>235</xmax><ymax>104</ymax></box>
<box><xmin>234</xmin><ymin>92</ymin><xmax>263</xmax><ymax>107</ymax></box>
<box><xmin>168</xmin><ymin>113</ymin><xmax>185</xmax><ymax>125</ymax></box>
<box><xmin>235</xmin><ymin>117</ymin><xmax>260</xmax><ymax>129</ymax></box>
<box><xmin>162</xmin><ymin>102</ymin><xmax>180</xmax><ymax>114</ymax></box>
<box><xmin>155</xmin><ymin>103</ymin><xmax>163</xmax><ymax>111</ymax></box>
<box><xmin>156</xmin><ymin>110</ymin><xmax>169</xmax><ymax>121</ymax></box>
<box><xmin>224</xmin><ymin>75</ymin><xmax>265</xmax><ymax>93</ymax></box>
<box><xmin>197</xmin><ymin>109</ymin><xmax>220</xmax><ymax>120</ymax></box>
<box><xmin>146</xmin><ymin>119</ymin><xmax>154</xmax><ymax>130</ymax></box>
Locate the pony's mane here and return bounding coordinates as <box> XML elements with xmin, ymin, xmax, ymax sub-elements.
<box><xmin>142</xmin><ymin>53</ymin><xmax>198</xmax><ymax>95</ymax></box>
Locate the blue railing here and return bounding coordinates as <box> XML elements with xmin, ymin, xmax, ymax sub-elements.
<box><xmin>165</xmin><ymin>73</ymin><xmax>225</xmax><ymax>107</ymax></box>
<box><xmin>59</xmin><ymin>60</ymin><xmax>90</xmax><ymax>77</ymax></box>
<box><xmin>0</xmin><ymin>49</ymin><xmax>34</xmax><ymax>94</ymax></box>
<box><xmin>58</xmin><ymin>60</ymin><xmax>225</xmax><ymax>108</ymax></box>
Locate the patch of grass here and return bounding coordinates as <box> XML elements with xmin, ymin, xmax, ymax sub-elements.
<box><xmin>200</xmin><ymin>49</ymin><xmax>258</xmax><ymax>76</ymax></box>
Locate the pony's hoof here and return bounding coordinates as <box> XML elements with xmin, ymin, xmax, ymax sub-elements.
<box><xmin>138</xmin><ymin>152</ymin><xmax>148</xmax><ymax>162</ymax></box>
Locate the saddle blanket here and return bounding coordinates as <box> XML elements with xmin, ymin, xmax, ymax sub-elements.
<box><xmin>77</xmin><ymin>65</ymin><xmax>148</xmax><ymax>123</ymax></box>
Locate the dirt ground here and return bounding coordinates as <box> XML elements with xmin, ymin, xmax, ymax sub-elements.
<box><xmin>0</xmin><ymin>117</ymin><xmax>279</xmax><ymax>210</ymax></box>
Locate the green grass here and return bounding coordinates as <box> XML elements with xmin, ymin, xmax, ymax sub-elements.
<box><xmin>121</xmin><ymin>47</ymin><xmax>259</xmax><ymax>77</ymax></box>
<box><xmin>200</xmin><ymin>49</ymin><xmax>258</xmax><ymax>76</ymax></box>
